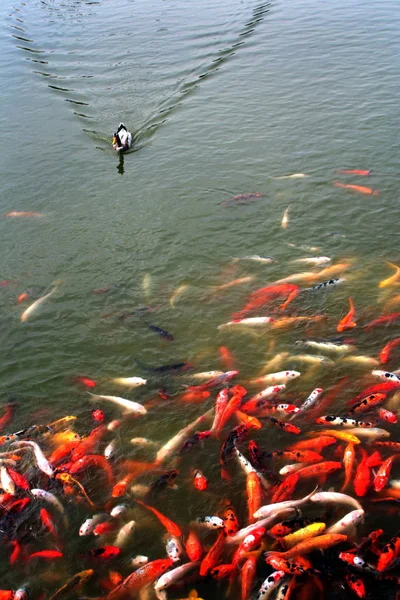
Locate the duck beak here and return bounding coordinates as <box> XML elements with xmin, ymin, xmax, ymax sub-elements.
<box><xmin>112</xmin><ymin>136</ymin><xmax>117</xmax><ymax>144</ymax></box>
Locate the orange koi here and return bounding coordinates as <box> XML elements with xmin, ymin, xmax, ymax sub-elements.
<box><xmin>215</xmin><ymin>393</ymin><xmax>243</xmax><ymax>437</ymax></box>
<box><xmin>288</xmin><ymin>435</ymin><xmax>336</xmax><ymax>452</ymax></box>
<box><xmin>337</xmin><ymin>169</ymin><xmax>371</xmax><ymax>175</ymax></box>
<box><xmin>267</xmin><ymin>533</ymin><xmax>347</xmax><ymax>558</ymax></box>
<box><xmin>28</xmin><ymin>550</ymin><xmax>63</xmax><ymax>560</ymax></box>
<box><xmin>374</xmin><ymin>455</ymin><xmax>397</xmax><ymax>492</ymax></box>
<box><xmin>235</xmin><ymin>410</ymin><xmax>262</xmax><ymax>430</ymax></box>
<box><xmin>341</xmin><ymin>443</ymin><xmax>355</xmax><ymax>492</ymax></box>
<box><xmin>380</xmin><ymin>337</ymin><xmax>400</xmax><ymax>363</ymax></box>
<box><xmin>219</xmin><ymin>346</ymin><xmax>236</xmax><ymax>371</ymax></box>
<box><xmin>246</xmin><ymin>472</ymin><xmax>263</xmax><ymax>525</ymax></box>
<box><xmin>181</xmin><ymin>390</ymin><xmax>211</xmax><ymax>403</ymax></box>
<box><xmin>105</xmin><ymin>558</ymin><xmax>173</xmax><ymax>599</ymax></box>
<box><xmin>0</xmin><ymin>405</ymin><xmax>14</xmax><ymax>432</ymax></box>
<box><xmin>345</xmin><ymin>573</ymin><xmax>366</xmax><ymax>598</ymax></box>
<box><xmin>364</xmin><ymin>312</ymin><xmax>400</xmax><ymax>331</ymax></box>
<box><xmin>193</xmin><ymin>469</ymin><xmax>208</xmax><ymax>491</ymax></box>
<box><xmin>232</xmin><ymin>284</ymin><xmax>299</xmax><ymax>320</ymax></box>
<box><xmin>354</xmin><ymin>449</ymin><xmax>371</xmax><ymax>497</ymax></box>
<box><xmin>223</xmin><ymin>504</ymin><xmax>240</xmax><ymax>536</ymax></box>
<box><xmin>272</xmin><ymin>315</ymin><xmax>325</xmax><ymax>329</ymax></box>
<box><xmin>185</xmin><ymin>528</ymin><xmax>204</xmax><ymax>561</ymax></box>
<box><xmin>295</xmin><ymin>461</ymin><xmax>342</xmax><ymax>480</ymax></box>
<box><xmin>337</xmin><ymin>297</ymin><xmax>356</xmax><ymax>332</ymax></box>
<box><xmin>333</xmin><ymin>182</ymin><xmax>379</xmax><ymax>195</ymax></box>
<box><xmin>271</xmin><ymin>473</ymin><xmax>299</xmax><ymax>503</ymax></box>
<box><xmin>241</xmin><ymin>555</ymin><xmax>257</xmax><ymax>600</ymax></box>
<box><xmin>349</xmin><ymin>393</ymin><xmax>387</xmax><ymax>414</ymax></box>
<box><xmin>135</xmin><ymin>499</ymin><xmax>182</xmax><ymax>537</ymax></box>
<box><xmin>71</xmin><ymin>425</ymin><xmax>108</xmax><ymax>461</ymax></box>
<box><xmin>266</xmin><ymin>450</ymin><xmax>323</xmax><ymax>464</ymax></box>
<box><xmin>199</xmin><ymin>530</ymin><xmax>226</xmax><ymax>576</ymax></box>
<box><xmin>377</xmin><ymin>535</ymin><xmax>400</xmax><ymax>571</ymax></box>
<box><xmin>70</xmin><ymin>454</ymin><xmax>114</xmax><ymax>488</ymax></box>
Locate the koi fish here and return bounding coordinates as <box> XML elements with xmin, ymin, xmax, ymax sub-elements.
<box><xmin>379</xmin><ymin>262</ymin><xmax>400</xmax><ymax>288</ymax></box>
<box><xmin>349</xmin><ymin>393</ymin><xmax>388</xmax><ymax>414</ymax></box>
<box><xmin>380</xmin><ymin>337</ymin><xmax>400</xmax><ymax>363</ymax></box>
<box><xmin>316</xmin><ymin>416</ymin><xmax>373</xmax><ymax>428</ymax></box>
<box><xmin>48</xmin><ymin>570</ymin><xmax>94</xmax><ymax>600</ymax></box>
<box><xmin>155</xmin><ymin>408</ymin><xmax>213</xmax><ymax>465</ymax></box>
<box><xmin>337</xmin><ymin>169</ymin><xmax>371</xmax><ymax>175</ymax></box>
<box><xmin>221</xmin><ymin>193</ymin><xmax>264</xmax><ymax>207</ymax></box>
<box><xmin>73</xmin><ymin>376</ymin><xmax>97</xmax><ymax>389</ymax></box>
<box><xmin>212</xmin><ymin>276</ymin><xmax>255</xmax><ymax>292</ymax></box>
<box><xmin>233</xmin><ymin>255</ymin><xmax>275</xmax><ymax>264</ymax></box>
<box><xmin>281</xmin><ymin>206</ymin><xmax>290</xmax><ymax>229</ymax></box>
<box><xmin>337</xmin><ymin>297</ymin><xmax>356</xmax><ymax>332</ymax></box>
<box><xmin>250</xmin><ymin>371</ymin><xmax>300</xmax><ymax>385</ymax></box>
<box><xmin>148</xmin><ymin>324</ymin><xmax>174</xmax><ymax>341</ymax></box>
<box><xmin>256</xmin><ymin>571</ymin><xmax>286</xmax><ymax>599</ymax></box>
<box><xmin>105</xmin><ymin>558</ymin><xmax>173</xmax><ymax>599</ymax></box>
<box><xmin>254</xmin><ymin>487</ymin><xmax>318</xmax><ymax>519</ymax></box>
<box><xmin>266</xmin><ymin>533</ymin><xmax>347</xmax><ymax>558</ymax></box>
<box><xmin>135</xmin><ymin>499</ymin><xmax>182</xmax><ymax>537</ymax></box>
<box><xmin>374</xmin><ymin>455</ymin><xmax>397</xmax><ymax>492</ymax></box>
<box><xmin>155</xmin><ymin>561</ymin><xmax>200</xmax><ymax>591</ymax></box>
<box><xmin>6</xmin><ymin>211</ymin><xmax>45</xmax><ymax>217</ymax></box>
<box><xmin>193</xmin><ymin>469</ymin><xmax>208</xmax><ymax>491</ymax></box>
<box><xmin>333</xmin><ymin>182</ymin><xmax>379</xmax><ymax>195</ymax></box>
<box><xmin>291</xmin><ymin>256</ymin><xmax>331</xmax><ymax>265</ymax></box>
<box><xmin>218</xmin><ymin>317</ymin><xmax>274</xmax><ymax>329</ymax></box>
<box><xmin>87</xmin><ymin>393</ymin><xmax>147</xmax><ymax>415</ymax></box>
<box><xmin>187</xmin><ymin>370</ymin><xmax>239</xmax><ymax>392</ymax></box>
<box><xmin>364</xmin><ymin>312</ymin><xmax>400</xmax><ymax>330</ymax></box>
<box><xmin>376</xmin><ymin>535</ymin><xmax>400</xmax><ymax>571</ymax></box>
<box><xmin>232</xmin><ymin>284</ymin><xmax>299</xmax><ymax>320</ymax></box>
<box><xmin>169</xmin><ymin>284</ymin><xmax>189</xmax><ymax>307</ymax></box>
<box><xmin>111</xmin><ymin>377</ymin><xmax>147</xmax><ymax>388</ymax></box>
<box><xmin>20</xmin><ymin>286</ymin><xmax>58</xmax><ymax>322</ymax></box>
<box><xmin>281</xmin><ymin>522</ymin><xmax>326</xmax><ymax>549</ymax></box>
<box><xmin>372</xmin><ymin>369</ymin><xmax>400</xmax><ymax>383</ymax></box>
<box><xmin>306</xmin><ymin>278</ymin><xmax>345</xmax><ymax>291</ymax></box>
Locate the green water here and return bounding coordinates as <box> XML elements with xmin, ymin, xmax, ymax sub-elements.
<box><xmin>0</xmin><ymin>0</ymin><xmax>399</xmax><ymax>597</ymax></box>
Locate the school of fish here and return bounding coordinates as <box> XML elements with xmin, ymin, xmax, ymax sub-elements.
<box><xmin>2</xmin><ymin>183</ymin><xmax>400</xmax><ymax>600</ymax></box>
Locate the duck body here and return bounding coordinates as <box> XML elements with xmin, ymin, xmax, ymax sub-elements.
<box><xmin>112</xmin><ymin>123</ymin><xmax>132</xmax><ymax>152</ymax></box>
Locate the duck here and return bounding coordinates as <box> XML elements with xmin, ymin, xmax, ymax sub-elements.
<box><xmin>112</xmin><ymin>123</ymin><xmax>132</xmax><ymax>152</ymax></box>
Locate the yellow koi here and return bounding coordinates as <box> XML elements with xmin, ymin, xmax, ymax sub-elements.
<box><xmin>379</xmin><ymin>262</ymin><xmax>400</xmax><ymax>288</ymax></box>
<box><xmin>310</xmin><ymin>429</ymin><xmax>361</xmax><ymax>444</ymax></box>
<box><xmin>282</xmin><ymin>522</ymin><xmax>326</xmax><ymax>549</ymax></box>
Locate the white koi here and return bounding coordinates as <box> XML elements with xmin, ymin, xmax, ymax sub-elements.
<box><xmin>131</xmin><ymin>555</ymin><xmax>149</xmax><ymax>568</ymax></box>
<box><xmin>155</xmin><ymin>561</ymin><xmax>200</xmax><ymax>591</ymax></box>
<box><xmin>326</xmin><ymin>509</ymin><xmax>364</xmax><ymax>535</ymax></box>
<box><xmin>291</xmin><ymin>257</ymin><xmax>331</xmax><ymax>266</ymax></box>
<box><xmin>13</xmin><ymin>441</ymin><xmax>53</xmax><ymax>477</ymax></box>
<box><xmin>218</xmin><ymin>317</ymin><xmax>274</xmax><ymax>329</ymax></box>
<box><xmin>250</xmin><ymin>371</ymin><xmax>300</xmax><ymax>385</ymax></box>
<box><xmin>170</xmin><ymin>284</ymin><xmax>189</xmax><ymax>308</ymax></box>
<box><xmin>21</xmin><ymin>286</ymin><xmax>58</xmax><ymax>323</ymax></box>
<box><xmin>155</xmin><ymin>409</ymin><xmax>213</xmax><ymax>466</ymax></box>
<box><xmin>253</xmin><ymin>487</ymin><xmax>318</xmax><ymax>520</ymax></box>
<box><xmin>0</xmin><ymin>466</ymin><xmax>15</xmax><ymax>494</ymax></box>
<box><xmin>281</xmin><ymin>206</ymin><xmax>290</xmax><ymax>229</ymax></box>
<box><xmin>114</xmin><ymin>520</ymin><xmax>136</xmax><ymax>548</ymax></box>
<box><xmin>256</xmin><ymin>571</ymin><xmax>286</xmax><ymax>600</ymax></box>
<box><xmin>111</xmin><ymin>377</ymin><xmax>147</xmax><ymax>388</ymax></box>
<box><xmin>310</xmin><ymin>491</ymin><xmax>363</xmax><ymax>511</ymax></box>
<box><xmin>195</xmin><ymin>516</ymin><xmax>224</xmax><ymax>529</ymax></box>
<box><xmin>371</xmin><ymin>370</ymin><xmax>400</xmax><ymax>383</ymax></box>
<box><xmin>88</xmin><ymin>393</ymin><xmax>147</xmax><ymax>415</ymax></box>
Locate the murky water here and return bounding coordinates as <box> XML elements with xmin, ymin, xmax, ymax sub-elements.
<box><xmin>0</xmin><ymin>0</ymin><xmax>399</xmax><ymax>597</ymax></box>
